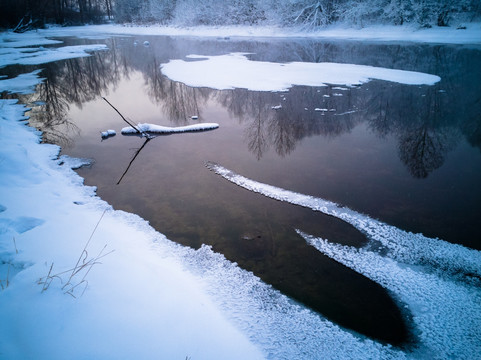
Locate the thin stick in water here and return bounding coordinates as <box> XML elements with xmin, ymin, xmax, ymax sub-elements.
<box><xmin>102</xmin><ymin>97</ymin><xmax>145</xmax><ymax>136</ymax></box>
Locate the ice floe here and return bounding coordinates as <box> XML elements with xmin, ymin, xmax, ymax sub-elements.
<box><xmin>0</xmin><ymin>70</ymin><xmax>44</xmax><ymax>95</ymax></box>
<box><xmin>0</xmin><ymin>42</ymin><xmax>108</xmax><ymax>68</ymax></box>
<box><xmin>300</xmin><ymin>231</ymin><xmax>481</xmax><ymax>359</ymax></box>
<box><xmin>160</xmin><ymin>53</ymin><xmax>441</xmax><ymax>92</ymax></box>
<box><xmin>100</xmin><ymin>129</ymin><xmax>116</xmax><ymax>139</ymax></box>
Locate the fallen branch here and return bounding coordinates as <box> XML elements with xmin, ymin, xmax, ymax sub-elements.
<box><xmin>13</xmin><ymin>14</ymin><xmax>34</xmax><ymax>33</ymax></box>
<box><xmin>102</xmin><ymin>97</ymin><xmax>149</xmax><ymax>137</ymax></box>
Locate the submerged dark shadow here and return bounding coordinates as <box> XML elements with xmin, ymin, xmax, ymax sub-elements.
<box><xmin>253</xmin><ymin>229</ymin><xmax>411</xmax><ymax>347</ymax></box>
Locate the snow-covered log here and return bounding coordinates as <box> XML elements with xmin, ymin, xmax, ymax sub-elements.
<box><xmin>121</xmin><ymin>123</ymin><xmax>219</xmax><ymax>135</ymax></box>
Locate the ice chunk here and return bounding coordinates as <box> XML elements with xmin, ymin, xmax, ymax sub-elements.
<box><xmin>101</xmin><ymin>129</ymin><xmax>116</xmax><ymax>138</ymax></box>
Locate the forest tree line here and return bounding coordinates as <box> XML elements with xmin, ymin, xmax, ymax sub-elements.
<box><xmin>1</xmin><ymin>0</ymin><xmax>480</xmax><ymax>31</ymax></box>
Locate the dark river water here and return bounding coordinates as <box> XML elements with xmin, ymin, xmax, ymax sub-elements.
<box><xmin>8</xmin><ymin>34</ymin><xmax>481</xmax><ymax>346</ymax></box>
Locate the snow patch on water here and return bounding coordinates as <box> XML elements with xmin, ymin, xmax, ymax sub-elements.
<box><xmin>0</xmin><ymin>41</ymin><xmax>108</xmax><ymax>68</ymax></box>
<box><xmin>161</xmin><ymin>53</ymin><xmax>441</xmax><ymax>92</ymax></box>
<box><xmin>0</xmin><ymin>70</ymin><xmax>44</xmax><ymax>94</ymax></box>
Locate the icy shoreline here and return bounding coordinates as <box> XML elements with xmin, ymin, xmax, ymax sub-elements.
<box><xmin>0</xmin><ymin>99</ymin><xmax>263</xmax><ymax>359</ymax></box>
<box><xmin>29</xmin><ymin>22</ymin><xmax>481</xmax><ymax>45</ymax></box>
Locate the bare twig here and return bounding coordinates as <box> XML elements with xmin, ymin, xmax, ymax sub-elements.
<box><xmin>13</xmin><ymin>237</ymin><xmax>18</xmax><ymax>254</ymax></box>
<box><xmin>6</xmin><ymin>263</ymin><xmax>10</xmax><ymax>288</ymax></box>
<box><xmin>40</xmin><ymin>262</ymin><xmax>56</xmax><ymax>293</ymax></box>
<box><xmin>65</xmin><ymin>280</ymin><xmax>89</xmax><ymax>298</ymax></box>
<box><xmin>38</xmin><ymin>209</ymin><xmax>114</xmax><ymax>297</ymax></box>
<box><xmin>102</xmin><ymin>97</ymin><xmax>149</xmax><ymax>137</ymax></box>
<box><xmin>79</xmin><ymin>244</ymin><xmax>109</xmax><ymax>284</ymax></box>
<box><xmin>65</xmin><ymin>209</ymin><xmax>108</xmax><ymax>286</ymax></box>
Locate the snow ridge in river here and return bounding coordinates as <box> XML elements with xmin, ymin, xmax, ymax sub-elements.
<box><xmin>205</xmin><ymin>161</ymin><xmax>481</xmax><ymax>359</ymax></box>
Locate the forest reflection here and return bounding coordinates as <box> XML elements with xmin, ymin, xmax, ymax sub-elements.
<box><xmin>7</xmin><ymin>36</ymin><xmax>481</xmax><ymax>179</ymax></box>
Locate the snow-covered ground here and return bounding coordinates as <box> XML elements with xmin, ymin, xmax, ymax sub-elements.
<box><xmin>1</xmin><ymin>24</ymin><xmax>481</xmax><ymax>359</ymax></box>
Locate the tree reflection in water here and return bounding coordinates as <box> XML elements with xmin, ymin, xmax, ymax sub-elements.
<box><xmin>4</xmin><ymin>36</ymin><xmax>479</xmax><ymax>246</ymax></box>
<box><xmin>10</xmin><ymin>36</ymin><xmax>479</xmax><ymax>176</ymax></box>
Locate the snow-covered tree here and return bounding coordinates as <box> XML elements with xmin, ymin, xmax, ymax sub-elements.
<box><xmin>411</xmin><ymin>0</ymin><xmax>479</xmax><ymax>27</ymax></box>
<box><xmin>146</xmin><ymin>0</ymin><xmax>177</xmax><ymax>23</ymax></box>
<box><xmin>292</xmin><ymin>0</ymin><xmax>339</xmax><ymax>27</ymax></box>
<box><xmin>172</xmin><ymin>0</ymin><xmax>267</xmax><ymax>25</ymax></box>
<box><xmin>3</xmin><ymin>0</ymin><xmax>480</xmax><ymax>29</ymax></box>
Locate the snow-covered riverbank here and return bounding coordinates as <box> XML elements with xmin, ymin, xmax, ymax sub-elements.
<box><xmin>1</xmin><ymin>25</ymin><xmax>480</xmax><ymax>359</ymax></box>
<box><xmin>32</xmin><ymin>22</ymin><xmax>481</xmax><ymax>45</ymax></box>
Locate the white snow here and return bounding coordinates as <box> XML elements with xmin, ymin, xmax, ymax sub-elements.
<box><xmin>2</xmin><ymin>24</ymin><xmax>481</xmax><ymax>360</ymax></box>
<box><xmin>100</xmin><ymin>129</ymin><xmax>116</xmax><ymax>138</ymax></box>
<box><xmin>301</xmin><ymin>231</ymin><xmax>481</xmax><ymax>359</ymax></box>
<box><xmin>0</xmin><ymin>70</ymin><xmax>44</xmax><ymax>94</ymax></box>
<box><xmin>121</xmin><ymin>122</ymin><xmax>219</xmax><ymax>134</ymax></box>
<box><xmin>0</xmin><ymin>35</ymin><xmax>108</xmax><ymax>68</ymax></box>
<box><xmin>160</xmin><ymin>53</ymin><xmax>440</xmax><ymax>92</ymax></box>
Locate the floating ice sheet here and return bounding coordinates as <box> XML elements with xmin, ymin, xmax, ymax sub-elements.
<box><xmin>160</xmin><ymin>53</ymin><xmax>441</xmax><ymax>91</ymax></box>
<box><xmin>0</xmin><ymin>43</ymin><xmax>108</xmax><ymax>68</ymax></box>
<box><xmin>0</xmin><ymin>70</ymin><xmax>44</xmax><ymax>94</ymax></box>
